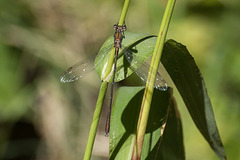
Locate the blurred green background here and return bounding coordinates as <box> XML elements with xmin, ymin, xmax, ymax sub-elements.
<box><xmin>0</xmin><ymin>0</ymin><xmax>239</xmax><ymax>159</ymax></box>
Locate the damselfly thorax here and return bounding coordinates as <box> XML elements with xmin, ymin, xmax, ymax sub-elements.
<box><xmin>60</xmin><ymin>25</ymin><xmax>168</xmax><ymax>135</ymax></box>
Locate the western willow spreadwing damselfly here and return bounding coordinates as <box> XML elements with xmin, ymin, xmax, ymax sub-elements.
<box><xmin>60</xmin><ymin>24</ymin><xmax>168</xmax><ymax>136</ymax></box>
<box><xmin>104</xmin><ymin>24</ymin><xmax>127</xmax><ymax>136</ymax></box>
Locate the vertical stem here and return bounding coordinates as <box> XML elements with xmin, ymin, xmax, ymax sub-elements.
<box><xmin>132</xmin><ymin>0</ymin><xmax>176</xmax><ymax>159</ymax></box>
<box><xmin>83</xmin><ymin>82</ymin><xmax>108</xmax><ymax>160</ymax></box>
<box><xmin>119</xmin><ymin>0</ymin><xmax>131</xmax><ymax>25</ymax></box>
<box><xmin>105</xmin><ymin>50</ymin><xmax>119</xmax><ymax>135</ymax></box>
<box><xmin>84</xmin><ymin>0</ymin><xmax>132</xmax><ymax>159</ymax></box>
<box><xmin>104</xmin><ymin>0</ymin><xmax>131</xmax><ymax>78</ymax></box>
<box><xmin>103</xmin><ymin>0</ymin><xmax>132</xmax><ymax>134</ymax></box>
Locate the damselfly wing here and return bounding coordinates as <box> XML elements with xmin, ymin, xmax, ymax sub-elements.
<box><xmin>60</xmin><ymin>44</ymin><xmax>168</xmax><ymax>91</ymax></box>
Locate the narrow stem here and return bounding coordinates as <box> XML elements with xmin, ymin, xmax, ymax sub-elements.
<box><xmin>102</xmin><ymin>48</ymin><xmax>115</xmax><ymax>81</ymax></box>
<box><xmin>83</xmin><ymin>1</ymin><xmax>131</xmax><ymax>159</ymax></box>
<box><xmin>83</xmin><ymin>82</ymin><xmax>108</xmax><ymax>160</ymax></box>
<box><xmin>132</xmin><ymin>0</ymin><xmax>176</xmax><ymax>159</ymax></box>
<box><xmin>119</xmin><ymin>0</ymin><xmax>131</xmax><ymax>25</ymax></box>
<box><xmin>104</xmin><ymin>0</ymin><xmax>131</xmax><ymax>78</ymax></box>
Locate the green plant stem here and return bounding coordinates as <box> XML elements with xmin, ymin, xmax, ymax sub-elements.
<box><xmin>83</xmin><ymin>82</ymin><xmax>108</xmax><ymax>160</ymax></box>
<box><xmin>84</xmin><ymin>1</ymin><xmax>131</xmax><ymax>159</ymax></box>
<box><xmin>119</xmin><ymin>0</ymin><xmax>131</xmax><ymax>25</ymax></box>
<box><xmin>132</xmin><ymin>0</ymin><xmax>176</xmax><ymax>159</ymax></box>
<box><xmin>83</xmin><ymin>0</ymin><xmax>130</xmax><ymax>160</ymax></box>
<box><xmin>104</xmin><ymin>0</ymin><xmax>131</xmax><ymax>78</ymax></box>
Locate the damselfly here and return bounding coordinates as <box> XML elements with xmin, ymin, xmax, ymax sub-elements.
<box><xmin>60</xmin><ymin>25</ymin><xmax>168</xmax><ymax>136</ymax></box>
<box><xmin>104</xmin><ymin>24</ymin><xmax>127</xmax><ymax>136</ymax></box>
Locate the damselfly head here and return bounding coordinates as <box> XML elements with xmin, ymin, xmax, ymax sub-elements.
<box><xmin>118</xmin><ymin>25</ymin><xmax>127</xmax><ymax>32</ymax></box>
<box><xmin>113</xmin><ymin>24</ymin><xmax>127</xmax><ymax>32</ymax></box>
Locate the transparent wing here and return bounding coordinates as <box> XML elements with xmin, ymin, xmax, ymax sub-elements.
<box><xmin>123</xmin><ymin>47</ymin><xmax>168</xmax><ymax>91</ymax></box>
<box><xmin>60</xmin><ymin>45</ymin><xmax>113</xmax><ymax>83</ymax></box>
<box><xmin>60</xmin><ymin>55</ymin><xmax>96</xmax><ymax>83</ymax></box>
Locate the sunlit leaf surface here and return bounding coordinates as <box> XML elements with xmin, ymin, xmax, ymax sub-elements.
<box><xmin>95</xmin><ymin>32</ymin><xmax>157</xmax><ymax>82</ymax></box>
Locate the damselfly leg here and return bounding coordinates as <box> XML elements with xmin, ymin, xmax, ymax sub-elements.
<box><xmin>105</xmin><ymin>24</ymin><xmax>127</xmax><ymax>136</ymax></box>
<box><xmin>60</xmin><ymin>28</ymin><xmax>168</xmax><ymax>136</ymax></box>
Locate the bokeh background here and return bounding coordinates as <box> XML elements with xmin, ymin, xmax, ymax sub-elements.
<box><xmin>0</xmin><ymin>0</ymin><xmax>239</xmax><ymax>159</ymax></box>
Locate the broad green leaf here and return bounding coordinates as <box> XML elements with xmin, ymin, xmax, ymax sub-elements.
<box><xmin>142</xmin><ymin>90</ymin><xmax>185</xmax><ymax>160</ymax></box>
<box><xmin>162</xmin><ymin>39</ymin><xmax>226</xmax><ymax>159</ymax></box>
<box><xmin>94</xmin><ymin>32</ymin><xmax>157</xmax><ymax>82</ymax></box>
<box><xmin>109</xmin><ymin>86</ymin><xmax>171</xmax><ymax>160</ymax></box>
<box><xmin>157</xmin><ymin>96</ymin><xmax>185</xmax><ymax>160</ymax></box>
<box><xmin>101</xmin><ymin>33</ymin><xmax>226</xmax><ymax>159</ymax></box>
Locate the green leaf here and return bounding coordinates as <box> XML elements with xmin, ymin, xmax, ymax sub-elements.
<box><xmin>162</xmin><ymin>39</ymin><xmax>226</xmax><ymax>159</ymax></box>
<box><xmin>157</xmin><ymin>96</ymin><xmax>185</xmax><ymax>160</ymax></box>
<box><xmin>143</xmin><ymin>90</ymin><xmax>185</xmax><ymax>160</ymax></box>
<box><xmin>94</xmin><ymin>32</ymin><xmax>157</xmax><ymax>82</ymax></box>
<box><xmin>109</xmin><ymin>86</ymin><xmax>172</xmax><ymax>160</ymax></box>
<box><xmin>101</xmin><ymin>34</ymin><xmax>226</xmax><ymax>158</ymax></box>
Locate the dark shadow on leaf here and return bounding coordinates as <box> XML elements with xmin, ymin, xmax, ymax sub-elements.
<box><xmin>110</xmin><ymin>87</ymin><xmax>171</xmax><ymax>159</ymax></box>
<box><xmin>146</xmin><ymin>94</ymin><xmax>185</xmax><ymax>160</ymax></box>
<box><xmin>121</xmin><ymin>35</ymin><xmax>155</xmax><ymax>79</ymax></box>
